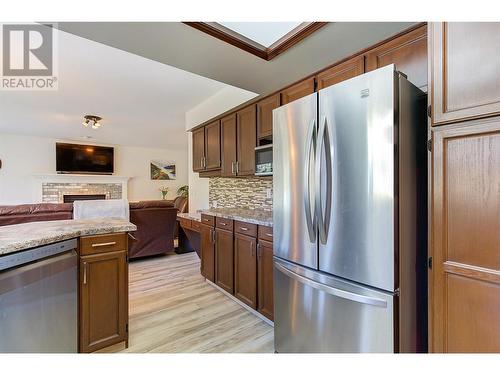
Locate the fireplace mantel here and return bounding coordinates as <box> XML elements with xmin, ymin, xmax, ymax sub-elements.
<box><xmin>34</xmin><ymin>174</ymin><xmax>133</xmax><ymax>203</ymax></box>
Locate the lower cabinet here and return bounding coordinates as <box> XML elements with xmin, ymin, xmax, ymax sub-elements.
<box><xmin>234</xmin><ymin>233</ymin><xmax>258</xmax><ymax>309</ymax></box>
<box><xmin>79</xmin><ymin>233</ymin><xmax>128</xmax><ymax>353</ymax></box>
<box><xmin>257</xmin><ymin>239</ymin><xmax>274</xmax><ymax>321</ymax></box>
<box><xmin>215</xmin><ymin>228</ymin><xmax>234</xmax><ymax>294</ymax></box>
<box><xmin>200</xmin><ymin>223</ymin><xmax>215</xmax><ymax>282</ymax></box>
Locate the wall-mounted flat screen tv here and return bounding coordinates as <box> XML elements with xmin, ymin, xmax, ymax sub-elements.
<box><xmin>56</xmin><ymin>142</ymin><xmax>114</xmax><ymax>174</ymax></box>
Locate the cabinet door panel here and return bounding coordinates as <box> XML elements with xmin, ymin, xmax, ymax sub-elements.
<box><xmin>234</xmin><ymin>233</ymin><xmax>257</xmax><ymax>308</ymax></box>
<box><xmin>431</xmin><ymin>120</ymin><xmax>500</xmax><ymax>352</ymax></box>
<box><xmin>430</xmin><ymin>22</ymin><xmax>500</xmax><ymax>125</ymax></box>
<box><xmin>281</xmin><ymin>78</ymin><xmax>315</xmax><ymax>105</ymax></box>
<box><xmin>366</xmin><ymin>25</ymin><xmax>427</xmax><ymax>92</ymax></box>
<box><xmin>215</xmin><ymin>228</ymin><xmax>234</xmax><ymax>294</ymax></box>
<box><xmin>200</xmin><ymin>224</ymin><xmax>215</xmax><ymax>282</ymax></box>
<box><xmin>257</xmin><ymin>240</ymin><xmax>274</xmax><ymax>321</ymax></box>
<box><xmin>205</xmin><ymin>120</ymin><xmax>221</xmax><ymax>170</ymax></box>
<box><xmin>317</xmin><ymin>55</ymin><xmax>364</xmax><ymax>90</ymax></box>
<box><xmin>192</xmin><ymin>127</ymin><xmax>205</xmax><ymax>172</ymax></box>
<box><xmin>236</xmin><ymin>105</ymin><xmax>257</xmax><ymax>176</ymax></box>
<box><xmin>80</xmin><ymin>250</ymin><xmax>127</xmax><ymax>353</ymax></box>
<box><xmin>257</xmin><ymin>94</ymin><xmax>280</xmax><ymax>139</ymax></box>
<box><xmin>221</xmin><ymin>113</ymin><xmax>237</xmax><ymax>177</ymax></box>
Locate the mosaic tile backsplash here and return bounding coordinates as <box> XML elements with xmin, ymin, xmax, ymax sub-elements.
<box><xmin>209</xmin><ymin>177</ymin><xmax>273</xmax><ymax>211</ymax></box>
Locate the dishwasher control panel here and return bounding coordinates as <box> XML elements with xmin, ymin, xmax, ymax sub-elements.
<box><xmin>0</xmin><ymin>238</ymin><xmax>78</xmax><ymax>271</ymax></box>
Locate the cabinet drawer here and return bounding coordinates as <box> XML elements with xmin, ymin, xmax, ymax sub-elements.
<box><xmin>201</xmin><ymin>214</ymin><xmax>215</xmax><ymax>226</ymax></box>
<box><xmin>216</xmin><ymin>217</ymin><xmax>233</xmax><ymax>231</ymax></box>
<box><xmin>179</xmin><ymin>217</ymin><xmax>192</xmax><ymax>229</ymax></box>
<box><xmin>80</xmin><ymin>233</ymin><xmax>127</xmax><ymax>256</ymax></box>
<box><xmin>258</xmin><ymin>225</ymin><xmax>274</xmax><ymax>242</ymax></box>
<box><xmin>191</xmin><ymin>220</ymin><xmax>201</xmax><ymax>232</ymax></box>
<box><xmin>235</xmin><ymin>221</ymin><xmax>257</xmax><ymax>237</ymax></box>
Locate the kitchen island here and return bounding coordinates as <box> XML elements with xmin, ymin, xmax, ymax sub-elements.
<box><xmin>0</xmin><ymin>218</ymin><xmax>136</xmax><ymax>353</ymax></box>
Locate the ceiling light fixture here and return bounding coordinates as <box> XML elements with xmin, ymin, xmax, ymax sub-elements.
<box><xmin>82</xmin><ymin>115</ymin><xmax>103</xmax><ymax>130</ymax></box>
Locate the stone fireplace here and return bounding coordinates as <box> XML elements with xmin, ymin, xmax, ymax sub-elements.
<box><xmin>36</xmin><ymin>174</ymin><xmax>130</xmax><ymax>203</ymax></box>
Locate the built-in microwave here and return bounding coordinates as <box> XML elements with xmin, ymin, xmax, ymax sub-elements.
<box><xmin>255</xmin><ymin>144</ymin><xmax>273</xmax><ymax>176</ymax></box>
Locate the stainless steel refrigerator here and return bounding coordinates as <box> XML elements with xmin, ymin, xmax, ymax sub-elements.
<box><xmin>272</xmin><ymin>65</ymin><xmax>427</xmax><ymax>353</ymax></box>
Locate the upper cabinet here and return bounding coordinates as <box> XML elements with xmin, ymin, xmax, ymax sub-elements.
<box><xmin>429</xmin><ymin>22</ymin><xmax>500</xmax><ymax>126</ymax></box>
<box><xmin>220</xmin><ymin>113</ymin><xmax>237</xmax><ymax>177</ymax></box>
<box><xmin>316</xmin><ymin>55</ymin><xmax>365</xmax><ymax>90</ymax></box>
<box><xmin>257</xmin><ymin>93</ymin><xmax>280</xmax><ymax>140</ymax></box>
<box><xmin>205</xmin><ymin>120</ymin><xmax>221</xmax><ymax>170</ymax></box>
<box><xmin>366</xmin><ymin>25</ymin><xmax>427</xmax><ymax>92</ymax></box>
<box><xmin>236</xmin><ymin>105</ymin><xmax>257</xmax><ymax>176</ymax></box>
<box><xmin>281</xmin><ymin>77</ymin><xmax>315</xmax><ymax>105</ymax></box>
<box><xmin>192</xmin><ymin>127</ymin><xmax>206</xmax><ymax>172</ymax></box>
<box><xmin>191</xmin><ymin>121</ymin><xmax>221</xmax><ymax>173</ymax></box>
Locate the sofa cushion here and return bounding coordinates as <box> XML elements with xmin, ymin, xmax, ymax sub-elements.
<box><xmin>129</xmin><ymin>200</ymin><xmax>174</xmax><ymax>210</ymax></box>
<box><xmin>0</xmin><ymin>203</ymin><xmax>73</xmax><ymax>216</ymax></box>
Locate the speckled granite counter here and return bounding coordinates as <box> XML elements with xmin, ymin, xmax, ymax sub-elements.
<box><xmin>177</xmin><ymin>212</ymin><xmax>201</xmax><ymax>222</ymax></box>
<box><xmin>198</xmin><ymin>208</ymin><xmax>272</xmax><ymax>227</ymax></box>
<box><xmin>0</xmin><ymin>219</ymin><xmax>137</xmax><ymax>256</ymax></box>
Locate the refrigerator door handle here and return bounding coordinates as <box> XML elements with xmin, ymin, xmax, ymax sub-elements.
<box><xmin>304</xmin><ymin>118</ymin><xmax>317</xmax><ymax>243</ymax></box>
<box><xmin>275</xmin><ymin>262</ymin><xmax>387</xmax><ymax>308</ymax></box>
<box><xmin>315</xmin><ymin>116</ymin><xmax>333</xmax><ymax>245</ymax></box>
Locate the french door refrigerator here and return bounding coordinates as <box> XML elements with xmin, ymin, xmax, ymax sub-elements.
<box><xmin>273</xmin><ymin>65</ymin><xmax>427</xmax><ymax>353</ymax></box>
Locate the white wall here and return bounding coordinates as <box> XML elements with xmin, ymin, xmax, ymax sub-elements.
<box><xmin>0</xmin><ymin>133</ymin><xmax>188</xmax><ymax>204</ymax></box>
<box><xmin>185</xmin><ymin>87</ymin><xmax>257</xmax><ymax>212</ymax></box>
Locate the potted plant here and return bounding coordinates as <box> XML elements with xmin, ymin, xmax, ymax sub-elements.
<box><xmin>177</xmin><ymin>185</ymin><xmax>188</xmax><ymax>198</ymax></box>
<box><xmin>159</xmin><ymin>186</ymin><xmax>170</xmax><ymax>200</ymax></box>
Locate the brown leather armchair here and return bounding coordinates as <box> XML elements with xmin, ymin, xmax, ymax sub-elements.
<box><xmin>173</xmin><ymin>196</ymin><xmax>188</xmax><ymax>213</ymax></box>
<box><xmin>128</xmin><ymin>200</ymin><xmax>178</xmax><ymax>259</ymax></box>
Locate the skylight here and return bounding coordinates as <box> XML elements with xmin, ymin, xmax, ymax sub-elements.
<box><xmin>218</xmin><ymin>22</ymin><xmax>303</xmax><ymax>48</ymax></box>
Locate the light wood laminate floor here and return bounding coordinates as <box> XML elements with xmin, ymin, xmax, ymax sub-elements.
<box><xmin>99</xmin><ymin>252</ymin><xmax>274</xmax><ymax>353</ymax></box>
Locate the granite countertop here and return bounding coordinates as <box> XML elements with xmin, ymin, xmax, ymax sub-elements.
<box><xmin>0</xmin><ymin>218</ymin><xmax>137</xmax><ymax>256</ymax></box>
<box><xmin>177</xmin><ymin>212</ymin><xmax>201</xmax><ymax>222</ymax></box>
<box><xmin>198</xmin><ymin>208</ymin><xmax>272</xmax><ymax>227</ymax></box>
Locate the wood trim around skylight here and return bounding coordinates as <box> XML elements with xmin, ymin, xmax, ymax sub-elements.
<box><xmin>183</xmin><ymin>22</ymin><xmax>328</xmax><ymax>61</ymax></box>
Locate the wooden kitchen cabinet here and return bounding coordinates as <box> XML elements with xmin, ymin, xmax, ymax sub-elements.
<box><xmin>430</xmin><ymin>119</ymin><xmax>500</xmax><ymax>352</ymax></box>
<box><xmin>192</xmin><ymin>127</ymin><xmax>205</xmax><ymax>172</ymax></box>
<box><xmin>204</xmin><ymin>120</ymin><xmax>221</xmax><ymax>170</ymax></box>
<box><xmin>200</xmin><ymin>223</ymin><xmax>215</xmax><ymax>282</ymax></box>
<box><xmin>366</xmin><ymin>24</ymin><xmax>427</xmax><ymax>92</ymax></box>
<box><xmin>257</xmin><ymin>93</ymin><xmax>280</xmax><ymax>139</ymax></box>
<box><xmin>429</xmin><ymin>22</ymin><xmax>500</xmax><ymax>125</ymax></box>
<box><xmin>281</xmin><ymin>77</ymin><xmax>315</xmax><ymax>105</ymax></box>
<box><xmin>234</xmin><ymin>233</ymin><xmax>258</xmax><ymax>308</ymax></box>
<box><xmin>257</xmin><ymin>238</ymin><xmax>274</xmax><ymax>321</ymax></box>
<box><xmin>215</xmin><ymin>227</ymin><xmax>234</xmax><ymax>294</ymax></box>
<box><xmin>79</xmin><ymin>233</ymin><xmax>128</xmax><ymax>353</ymax></box>
<box><xmin>316</xmin><ymin>55</ymin><xmax>365</xmax><ymax>90</ymax></box>
<box><xmin>221</xmin><ymin>113</ymin><xmax>237</xmax><ymax>177</ymax></box>
<box><xmin>236</xmin><ymin>105</ymin><xmax>257</xmax><ymax>176</ymax></box>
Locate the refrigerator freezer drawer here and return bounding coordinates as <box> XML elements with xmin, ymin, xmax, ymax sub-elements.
<box><xmin>274</xmin><ymin>258</ymin><xmax>395</xmax><ymax>353</ymax></box>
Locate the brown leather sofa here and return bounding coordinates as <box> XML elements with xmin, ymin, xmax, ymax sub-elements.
<box><xmin>0</xmin><ymin>203</ymin><xmax>73</xmax><ymax>226</ymax></box>
<box><xmin>0</xmin><ymin>199</ymin><xmax>184</xmax><ymax>259</ymax></box>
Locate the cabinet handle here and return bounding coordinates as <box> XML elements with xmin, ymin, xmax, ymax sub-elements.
<box><xmin>251</xmin><ymin>241</ymin><xmax>254</xmax><ymax>257</ymax></box>
<box><xmin>211</xmin><ymin>229</ymin><xmax>216</xmax><ymax>244</ymax></box>
<box><xmin>236</xmin><ymin>161</ymin><xmax>240</xmax><ymax>174</ymax></box>
<box><xmin>200</xmin><ymin>157</ymin><xmax>204</xmax><ymax>168</ymax></box>
<box><xmin>91</xmin><ymin>241</ymin><xmax>116</xmax><ymax>248</ymax></box>
<box><xmin>221</xmin><ymin>222</ymin><xmax>227</xmax><ymax>226</ymax></box>
<box><xmin>240</xmin><ymin>227</ymin><xmax>248</xmax><ymax>231</ymax></box>
<box><xmin>83</xmin><ymin>262</ymin><xmax>88</xmax><ymax>285</ymax></box>
<box><xmin>266</xmin><ymin>233</ymin><xmax>273</xmax><ymax>237</ymax></box>
<box><xmin>203</xmin><ymin>157</ymin><xmax>207</xmax><ymax>169</ymax></box>
<box><xmin>231</xmin><ymin>161</ymin><xmax>236</xmax><ymax>175</ymax></box>
<box><xmin>257</xmin><ymin>243</ymin><xmax>262</xmax><ymax>258</ymax></box>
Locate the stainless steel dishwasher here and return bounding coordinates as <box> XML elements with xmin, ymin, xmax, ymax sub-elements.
<box><xmin>0</xmin><ymin>238</ymin><xmax>78</xmax><ymax>353</ymax></box>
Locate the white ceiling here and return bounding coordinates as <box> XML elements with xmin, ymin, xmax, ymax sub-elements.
<box><xmin>218</xmin><ymin>22</ymin><xmax>302</xmax><ymax>47</ymax></box>
<box><xmin>56</xmin><ymin>22</ymin><xmax>417</xmax><ymax>95</ymax></box>
<box><xmin>0</xmin><ymin>25</ymin><xmax>251</xmax><ymax>149</ymax></box>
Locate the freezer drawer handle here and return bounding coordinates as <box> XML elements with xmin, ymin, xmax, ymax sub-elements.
<box><xmin>274</xmin><ymin>262</ymin><xmax>387</xmax><ymax>308</ymax></box>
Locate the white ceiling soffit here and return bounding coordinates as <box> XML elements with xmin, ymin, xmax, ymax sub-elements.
<box><xmin>55</xmin><ymin>22</ymin><xmax>417</xmax><ymax>95</ymax></box>
<box><xmin>217</xmin><ymin>22</ymin><xmax>303</xmax><ymax>48</ymax></box>
<box><xmin>0</xmin><ymin>25</ymin><xmax>255</xmax><ymax>148</ymax></box>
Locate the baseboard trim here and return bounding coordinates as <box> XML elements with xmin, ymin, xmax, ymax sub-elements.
<box><xmin>205</xmin><ymin>279</ymin><xmax>274</xmax><ymax>327</ymax></box>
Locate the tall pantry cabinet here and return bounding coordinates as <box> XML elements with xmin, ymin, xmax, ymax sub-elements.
<box><xmin>428</xmin><ymin>22</ymin><xmax>500</xmax><ymax>353</ymax></box>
